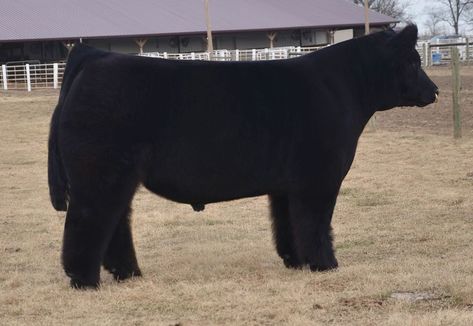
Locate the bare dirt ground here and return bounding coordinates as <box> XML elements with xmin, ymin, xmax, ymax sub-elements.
<box><xmin>0</xmin><ymin>67</ymin><xmax>472</xmax><ymax>325</ymax></box>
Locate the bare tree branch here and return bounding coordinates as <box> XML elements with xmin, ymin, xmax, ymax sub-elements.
<box><xmin>433</xmin><ymin>0</ymin><xmax>473</xmax><ymax>34</ymax></box>
<box><xmin>352</xmin><ymin>0</ymin><xmax>407</xmax><ymax>19</ymax></box>
<box><xmin>423</xmin><ymin>8</ymin><xmax>448</xmax><ymax>37</ymax></box>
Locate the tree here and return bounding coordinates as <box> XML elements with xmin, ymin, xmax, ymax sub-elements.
<box><xmin>424</xmin><ymin>9</ymin><xmax>446</xmax><ymax>37</ymax></box>
<box><xmin>434</xmin><ymin>0</ymin><xmax>473</xmax><ymax>35</ymax></box>
<box><xmin>352</xmin><ymin>0</ymin><xmax>407</xmax><ymax>19</ymax></box>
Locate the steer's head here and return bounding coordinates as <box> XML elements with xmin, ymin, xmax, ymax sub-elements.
<box><xmin>377</xmin><ymin>25</ymin><xmax>439</xmax><ymax>109</ymax></box>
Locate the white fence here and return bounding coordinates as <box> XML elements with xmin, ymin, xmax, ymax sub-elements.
<box><xmin>416</xmin><ymin>40</ymin><xmax>473</xmax><ymax>67</ymax></box>
<box><xmin>0</xmin><ymin>62</ymin><xmax>65</xmax><ymax>91</ymax></box>
<box><xmin>1</xmin><ymin>41</ymin><xmax>472</xmax><ymax>92</ymax></box>
<box><xmin>141</xmin><ymin>46</ymin><xmax>323</xmax><ymax>61</ymax></box>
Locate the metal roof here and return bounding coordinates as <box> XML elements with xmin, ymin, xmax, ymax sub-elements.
<box><xmin>0</xmin><ymin>0</ymin><xmax>398</xmax><ymax>42</ymax></box>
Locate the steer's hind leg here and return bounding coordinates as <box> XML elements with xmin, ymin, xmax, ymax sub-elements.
<box><xmin>103</xmin><ymin>206</ymin><xmax>142</xmax><ymax>281</ymax></box>
<box><xmin>62</xmin><ymin>198</ymin><xmax>122</xmax><ymax>289</ymax></box>
<box><xmin>61</xmin><ymin>155</ymin><xmax>139</xmax><ymax>289</ymax></box>
<box><xmin>288</xmin><ymin>192</ymin><xmax>338</xmax><ymax>271</ymax></box>
<box><xmin>269</xmin><ymin>194</ymin><xmax>301</xmax><ymax>269</ymax></box>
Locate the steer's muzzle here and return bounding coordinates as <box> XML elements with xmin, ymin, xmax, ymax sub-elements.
<box><xmin>434</xmin><ymin>89</ymin><xmax>439</xmax><ymax>103</ymax></box>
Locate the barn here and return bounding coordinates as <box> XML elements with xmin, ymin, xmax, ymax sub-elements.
<box><xmin>0</xmin><ymin>0</ymin><xmax>397</xmax><ymax>63</ymax></box>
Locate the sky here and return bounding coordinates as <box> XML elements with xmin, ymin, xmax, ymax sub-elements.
<box><xmin>402</xmin><ymin>0</ymin><xmax>433</xmax><ymax>33</ymax></box>
<box><xmin>401</xmin><ymin>0</ymin><xmax>470</xmax><ymax>35</ymax></box>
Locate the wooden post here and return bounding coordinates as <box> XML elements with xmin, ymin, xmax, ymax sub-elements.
<box><xmin>428</xmin><ymin>44</ymin><xmax>432</xmax><ymax>67</ymax></box>
<box><xmin>452</xmin><ymin>47</ymin><xmax>462</xmax><ymax>139</ymax></box>
<box><xmin>466</xmin><ymin>38</ymin><xmax>470</xmax><ymax>66</ymax></box>
<box><xmin>364</xmin><ymin>0</ymin><xmax>377</xmax><ymax>130</ymax></box>
<box><xmin>422</xmin><ymin>42</ymin><xmax>429</xmax><ymax>67</ymax></box>
<box><xmin>1</xmin><ymin>65</ymin><xmax>7</xmax><ymax>90</ymax></box>
<box><xmin>205</xmin><ymin>0</ymin><xmax>214</xmax><ymax>56</ymax></box>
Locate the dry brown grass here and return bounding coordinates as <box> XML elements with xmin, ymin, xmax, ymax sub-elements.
<box><xmin>1</xmin><ymin>68</ymin><xmax>473</xmax><ymax>325</ymax></box>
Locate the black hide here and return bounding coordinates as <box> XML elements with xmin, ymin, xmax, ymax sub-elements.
<box><xmin>48</xmin><ymin>25</ymin><xmax>438</xmax><ymax>288</ymax></box>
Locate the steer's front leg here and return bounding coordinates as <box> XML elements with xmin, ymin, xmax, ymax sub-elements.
<box><xmin>288</xmin><ymin>191</ymin><xmax>338</xmax><ymax>271</ymax></box>
<box><xmin>269</xmin><ymin>194</ymin><xmax>302</xmax><ymax>269</ymax></box>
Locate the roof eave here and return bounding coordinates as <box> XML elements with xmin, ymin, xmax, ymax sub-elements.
<box><xmin>0</xmin><ymin>20</ymin><xmax>399</xmax><ymax>43</ymax></box>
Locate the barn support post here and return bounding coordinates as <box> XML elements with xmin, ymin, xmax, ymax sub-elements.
<box><xmin>62</xmin><ymin>42</ymin><xmax>75</xmax><ymax>53</ymax></box>
<box><xmin>364</xmin><ymin>0</ymin><xmax>370</xmax><ymax>35</ymax></box>
<box><xmin>235</xmin><ymin>49</ymin><xmax>240</xmax><ymax>61</ymax></box>
<box><xmin>1</xmin><ymin>65</ymin><xmax>7</xmax><ymax>90</ymax></box>
<box><xmin>267</xmin><ymin>32</ymin><xmax>277</xmax><ymax>48</ymax></box>
<box><xmin>252</xmin><ymin>49</ymin><xmax>257</xmax><ymax>61</ymax></box>
<box><xmin>25</xmin><ymin>64</ymin><xmax>31</xmax><ymax>92</ymax></box>
<box><xmin>452</xmin><ymin>47</ymin><xmax>462</xmax><ymax>139</ymax></box>
<box><xmin>53</xmin><ymin>63</ymin><xmax>59</xmax><ymax>89</ymax></box>
<box><xmin>205</xmin><ymin>0</ymin><xmax>214</xmax><ymax>55</ymax></box>
<box><xmin>134</xmin><ymin>39</ymin><xmax>148</xmax><ymax>55</ymax></box>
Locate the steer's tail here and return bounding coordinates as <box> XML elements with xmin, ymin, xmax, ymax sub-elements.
<box><xmin>48</xmin><ymin>103</ymin><xmax>68</xmax><ymax>211</ymax></box>
<box><xmin>48</xmin><ymin>44</ymin><xmax>108</xmax><ymax>211</ymax></box>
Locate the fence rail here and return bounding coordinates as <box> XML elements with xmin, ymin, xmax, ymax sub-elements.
<box><xmin>1</xmin><ymin>41</ymin><xmax>471</xmax><ymax>92</ymax></box>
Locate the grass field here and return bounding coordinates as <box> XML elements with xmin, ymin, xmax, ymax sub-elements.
<box><xmin>1</xmin><ymin>67</ymin><xmax>473</xmax><ymax>325</ymax></box>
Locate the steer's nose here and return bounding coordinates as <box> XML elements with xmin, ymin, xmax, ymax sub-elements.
<box><xmin>434</xmin><ymin>89</ymin><xmax>439</xmax><ymax>103</ymax></box>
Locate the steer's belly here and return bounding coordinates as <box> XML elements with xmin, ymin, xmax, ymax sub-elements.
<box><xmin>142</xmin><ymin>171</ymin><xmax>270</xmax><ymax>204</ymax></box>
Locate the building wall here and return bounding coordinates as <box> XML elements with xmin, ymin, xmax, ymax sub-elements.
<box><xmin>272</xmin><ymin>31</ymin><xmax>302</xmax><ymax>47</ymax></box>
<box><xmin>85</xmin><ymin>28</ymin><xmax>332</xmax><ymax>55</ymax></box>
<box><xmin>0</xmin><ymin>41</ymin><xmax>67</xmax><ymax>64</ymax></box>
<box><xmin>334</xmin><ymin>29</ymin><xmax>354</xmax><ymax>44</ymax></box>
<box><xmin>300</xmin><ymin>29</ymin><xmax>330</xmax><ymax>46</ymax></box>
<box><xmin>0</xmin><ymin>26</ymin><xmax>387</xmax><ymax>63</ymax></box>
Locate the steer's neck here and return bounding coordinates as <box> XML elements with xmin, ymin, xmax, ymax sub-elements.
<box><xmin>351</xmin><ymin>37</ymin><xmax>400</xmax><ymax>113</ymax></box>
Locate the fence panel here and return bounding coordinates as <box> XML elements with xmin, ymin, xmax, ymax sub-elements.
<box><xmin>6</xmin><ymin>64</ymin><xmax>28</xmax><ymax>90</ymax></box>
<box><xmin>1</xmin><ymin>63</ymin><xmax>65</xmax><ymax>91</ymax></box>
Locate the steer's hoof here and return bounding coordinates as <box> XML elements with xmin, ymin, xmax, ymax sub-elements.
<box><xmin>309</xmin><ymin>258</ymin><xmax>338</xmax><ymax>272</ymax></box>
<box><xmin>111</xmin><ymin>268</ymin><xmax>142</xmax><ymax>282</ymax></box>
<box><xmin>282</xmin><ymin>255</ymin><xmax>302</xmax><ymax>269</ymax></box>
<box><xmin>70</xmin><ymin>278</ymin><xmax>100</xmax><ymax>290</ymax></box>
<box><xmin>191</xmin><ymin>203</ymin><xmax>205</xmax><ymax>212</ymax></box>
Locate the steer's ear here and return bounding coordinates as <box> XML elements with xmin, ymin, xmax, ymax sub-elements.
<box><xmin>389</xmin><ymin>24</ymin><xmax>418</xmax><ymax>51</ymax></box>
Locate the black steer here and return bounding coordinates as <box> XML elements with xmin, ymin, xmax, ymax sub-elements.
<box><xmin>48</xmin><ymin>25</ymin><xmax>438</xmax><ymax>289</ymax></box>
